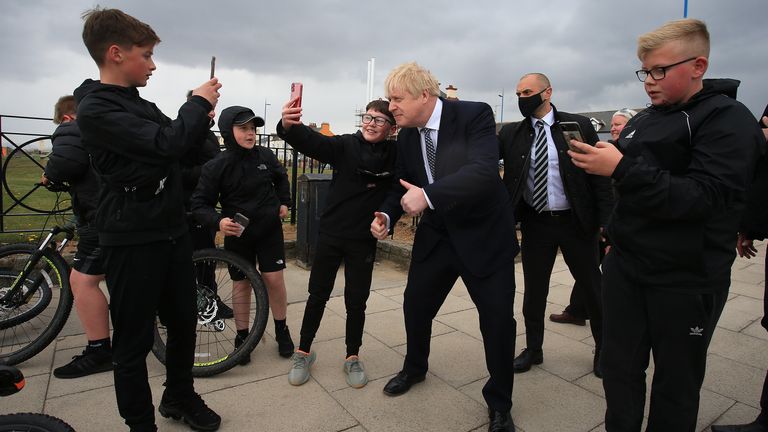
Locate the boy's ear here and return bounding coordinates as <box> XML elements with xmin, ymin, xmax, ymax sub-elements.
<box><xmin>692</xmin><ymin>56</ymin><xmax>708</xmax><ymax>79</ymax></box>
<box><xmin>106</xmin><ymin>44</ymin><xmax>124</xmax><ymax>64</ymax></box>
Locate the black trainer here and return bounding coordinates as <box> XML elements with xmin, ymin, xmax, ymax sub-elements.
<box><xmin>234</xmin><ymin>333</ymin><xmax>251</xmax><ymax>366</ymax></box>
<box><xmin>275</xmin><ymin>326</ymin><xmax>294</xmax><ymax>358</ymax></box>
<box><xmin>53</xmin><ymin>348</ymin><xmax>113</xmax><ymax>379</ymax></box>
<box><xmin>158</xmin><ymin>390</ymin><xmax>221</xmax><ymax>432</ymax></box>
<box><xmin>214</xmin><ymin>297</ymin><xmax>233</xmax><ymax>320</ymax></box>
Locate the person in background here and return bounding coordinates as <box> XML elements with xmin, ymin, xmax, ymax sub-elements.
<box><xmin>191</xmin><ymin>105</ymin><xmax>295</xmax><ymax>365</ymax></box>
<box><xmin>711</xmin><ymin>106</ymin><xmax>768</xmax><ymax>432</ymax></box>
<box><xmin>549</xmin><ymin>107</ymin><xmax>636</xmax><ymax>326</ymax></box>
<box><xmin>43</xmin><ymin>95</ymin><xmax>112</xmax><ymax>379</ymax></box>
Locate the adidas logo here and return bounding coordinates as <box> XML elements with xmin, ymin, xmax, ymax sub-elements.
<box><xmin>689</xmin><ymin>326</ymin><xmax>704</xmax><ymax>336</ymax></box>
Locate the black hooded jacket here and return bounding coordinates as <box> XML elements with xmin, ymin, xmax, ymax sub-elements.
<box><xmin>74</xmin><ymin>79</ymin><xmax>213</xmax><ymax>245</ymax></box>
<box><xmin>43</xmin><ymin>120</ymin><xmax>101</xmax><ymax>224</ymax></box>
<box><xmin>607</xmin><ymin>79</ymin><xmax>764</xmax><ymax>291</ymax></box>
<box><xmin>739</xmin><ymin>104</ymin><xmax>768</xmax><ymax>240</ymax></box>
<box><xmin>191</xmin><ymin>106</ymin><xmax>291</xmax><ymax>230</ymax></box>
<box><xmin>276</xmin><ymin>121</ymin><xmax>396</xmax><ymax>240</ymax></box>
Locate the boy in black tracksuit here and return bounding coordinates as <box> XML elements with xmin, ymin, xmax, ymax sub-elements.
<box><xmin>568</xmin><ymin>19</ymin><xmax>764</xmax><ymax>431</ymax></box>
<box><xmin>712</xmin><ymin>107</ymin><xmax>768</xmax><ymax>432</ymax></box>
<box><xmin>43</xmin><ymin>95</ymin><xmax>112</xmax><ymax>379</ymax></box>
<box><xmin>191</xmin><ymin>105</ymin><xmax>294</xmax><ymax>363</ymax></box>
<box><xmin>75</xmin><ymin>8</ymin><xmax>222</xmax><ymax>432</ymax></box>
<box><xmin>277</xmin><ymin>99</ymin><xmax>396</xmax><ymax>388</ymax></box>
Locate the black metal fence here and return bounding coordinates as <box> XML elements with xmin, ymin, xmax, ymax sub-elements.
<box><xmin>0</xmin><ymin>114</ymin><xmax>329</xmax><ymax>234</ymax></box>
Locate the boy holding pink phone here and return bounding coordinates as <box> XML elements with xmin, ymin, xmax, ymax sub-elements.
<box><xmin>191</xmin><ymin>105</ymin><xmax>294</xmax><ymax>364</ymax></box>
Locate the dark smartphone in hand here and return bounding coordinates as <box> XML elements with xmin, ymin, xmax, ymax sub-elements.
<box><xmin>560</xmin><ymin>121</ymin><xmax>586</xmax><ymax>153</ymax></box>
<box><xmin>290</xmin><ymin>82</ymin><xmax>303</xmax><ymax>108</ymax></box>
<box><xmin>210</xmin><ymin>56</ymin><xmax>216</xmax><ymax>79</ymax></box>
<box><xmin>233</xmin><ymin>212</ymin><xmax>249</xmax><ymax>228</ymax></box>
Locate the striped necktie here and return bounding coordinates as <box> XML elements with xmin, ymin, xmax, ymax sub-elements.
<box><xmin>531</xmin><ymin>120</ymin><xmax>548</xmax><ymax>212</ymax></box>
<box><xmin>422</xmin><ymin>128</ymin><xmax>436</xmax><ymax>179</ymax></box>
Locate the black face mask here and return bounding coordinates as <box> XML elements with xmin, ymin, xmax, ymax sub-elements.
<box><xmin>518</xmin><ymin>88</ymin><xmax>549</xmax><ymax>118</ymax></box>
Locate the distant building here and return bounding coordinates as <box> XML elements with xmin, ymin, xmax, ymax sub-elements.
<box><xmin>445</xmin><ymin>85</ymin><xmax>459</xmax><ymax>100</ymax></box>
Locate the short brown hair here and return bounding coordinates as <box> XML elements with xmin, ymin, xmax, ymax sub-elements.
<box><xmin>637</xmin><ymin>19</ymin><xmax>709</xmax><ymax>60</ymax></box>
<box><xmin>81</xmin><ymin>7</ymin><xmax>160</xmax><ymax>66</ymax></box>
<box><xmin>365</xmin><ymin>99</ymin><xmax>395</xmax><ymax>124</ymax></box>
<box><xmin>53</xmin><ymin>95</ymin><xmax>76</xmax><ymax>125</ymax></box>
<box><xmin>385</xmin><ymin>62</ymin><xmax>441</xmax><ymax>99</ymax></box>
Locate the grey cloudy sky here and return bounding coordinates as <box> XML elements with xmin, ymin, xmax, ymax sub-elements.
<box><xmin>1</xmin><ymin>0</ymin><xmax>765</xmax><ymax>137</ymax></box>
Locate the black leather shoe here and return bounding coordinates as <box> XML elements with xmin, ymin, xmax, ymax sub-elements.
<box><xmin>711</xmin><ymin>421</ymin><xmax>768</xmax><ymax>432</ymax></box>
<box><xmin>488</xmin><ymin>409</ymin><xmax>516</xmax><ymax>432</ymax></box>
<box><xmin>382</xmin><ymin>371</ymin><xmax>425</xmax><ymax>396</ymax></box>
<box><xmin>513</xmin><ymin>348</ymin><xmax>543</xmax><ymax>373</ymax></box>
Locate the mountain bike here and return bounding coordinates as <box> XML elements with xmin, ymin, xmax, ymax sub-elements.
<box><xmin>0</xmin><ymin>364</ymin><xmax>75</xmax><ymax>431</ymax></box>
<box><xmin>0</xmin><ymin>224</ymin><xmax>74</xmax><ymax>366</ymax></box>
<box><xmin>152</xmin><ymin>248</ymin><xmax>269</xmax><ymax>377</ymax></box>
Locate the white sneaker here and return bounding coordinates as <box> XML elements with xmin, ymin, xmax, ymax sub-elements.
<box><xmin>288</xmin><ymin>351</ymin><xmax>316</xmax><ymax>386</ymax></box>
<box><xmin>343</xmin><ymin>356</ymin><xmax>368</xmax><ymax>388</ymax></box>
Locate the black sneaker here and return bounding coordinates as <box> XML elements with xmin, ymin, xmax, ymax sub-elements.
<box><xmin>234</xmin><ymin>333</ymin><xmax>251</xmax><ymax>366</ymax></box>
<box><xmin>214</xmin><ymin>297</ymin><xmax>233</xmax><ymax>320</ymax></box>
<box><xmin>53</xmin><ymin>348</ymin><xmax>113</xmax><ymax>379</ymax></box>
<box><xmin>159</xmin><ymin>390</ymin><xmax>221</xmax><ymax>432</ymax></box>
<box><xmin>275</xmin><ymin>326</ymin><xmax>295</xmax><ymax>358</ymax></box>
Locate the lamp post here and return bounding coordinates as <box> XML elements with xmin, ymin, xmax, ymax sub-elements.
<box><xmin>498</xmin><ymin>89</ymin><xmax>505</xmax><ymax>124</ymax></box>
<box><xmin>263</xmin><ymin>100</ymin><xmax>271</xmax><ymax>145</ymax></box>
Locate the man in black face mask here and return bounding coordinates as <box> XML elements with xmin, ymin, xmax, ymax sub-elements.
<box><xmin>498</xmin><ymin>73</ymin><xmax>613</xmax><ymax>377</ymax></box>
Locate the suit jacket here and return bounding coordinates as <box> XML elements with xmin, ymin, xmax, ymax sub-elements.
<box><xmin>498</xmin><ymin>105</ymin><xmax>613</xmax><ymax>235</ymax></box>
<box><xmin>380</xmin><ymin>99</ymin><xmax>519</xmax><ymax>278</ymax></box>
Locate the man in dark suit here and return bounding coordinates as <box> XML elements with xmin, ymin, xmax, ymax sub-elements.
<box><xmin>371</xmin><ymin>62</ymin><xmax>518</xmax><ymax>432</ymax></box>
<box><xmin>498</xmin><ymin>73</ymin><xmax>613</xmax><ymax>377</ymax></box>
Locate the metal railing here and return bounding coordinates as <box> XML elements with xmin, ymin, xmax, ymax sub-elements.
<box><xmin>0</xmin><ymin>114</ymin><xmax>329</xmax><ymax>233</ymax></box>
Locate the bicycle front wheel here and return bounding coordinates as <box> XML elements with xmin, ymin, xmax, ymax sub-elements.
<box><xmin>152</xmin><ymin>248</ymin><xmax>269</xmax><ymax>377</ymax></box>
<box><xmin>0</xmin><ymin>244</ymin><xmax>72</xmax><ymax>366</ymax></box>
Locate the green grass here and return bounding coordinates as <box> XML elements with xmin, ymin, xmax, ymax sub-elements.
<box><xmin>0</xmin><ymin>153</ymin><xmax>73</xmax><ymax>244</ymax></box>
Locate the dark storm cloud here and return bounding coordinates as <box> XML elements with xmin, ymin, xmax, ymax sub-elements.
<box><xmin>1</xmin><ymin>0</ymin><xmax>766</xmax><ymax>125</ymax></box>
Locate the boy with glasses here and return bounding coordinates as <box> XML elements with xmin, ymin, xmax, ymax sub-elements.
<box><xmin>569</xmin><ymin>19</ymin><xmax>764</xmax><ymax>430</ymax></box>
<box><xmin>277</xmin><ymin>99</ymin><xmax>396</xmax><ymax>388</ymax></box>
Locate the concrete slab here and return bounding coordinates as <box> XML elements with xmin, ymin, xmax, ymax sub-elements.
<box><xmin>394</xmin><ymin>331</ymin><xmax>489</xmax><ymax>388</ymax></box>
<box><xmin>703</xmin><ymin>354</ymin><xmax>765</xmax><ymax>408</ymax></box>
<box><xmin>334</xmin><ymin>374</ymin><xmax>487</xmax><ymax>432</ymax></box>
<box><xmin>709</xmin><ymin>327</ymin><xmax>768</xmax><ymax>369</ymax></box>
<box><xmin>362</xmin><ymin>308</ymin><xmax>453</xmax><ymax>348</ymax></box>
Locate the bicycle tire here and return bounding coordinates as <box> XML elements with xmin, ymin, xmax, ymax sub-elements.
<box><xmin>0</xmin><ymin>413</ymin><xmax>76</xmax><ymax>432</ymax></box>
<box><xmin>0</xmin><ymin>244</ymin><xmax>73</xmax><ymax>366</ymax></box>
<box><xmin>152</xmin><ymin>248</ymin><xmax>269</xmax><ymax>377</ymax></box>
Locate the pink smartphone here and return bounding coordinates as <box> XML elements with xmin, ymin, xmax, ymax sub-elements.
<box><xmin>290</xmin><ymin>82</ymin><xmax>303</xmax><ymax>108</ymax></box>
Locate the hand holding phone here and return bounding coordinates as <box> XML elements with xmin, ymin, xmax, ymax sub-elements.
<box><xmin>210</xmin><ymin>56</ymin><xmax>216</xmax><ymax>79</ymax></box>
<box><xmin>233</xmin><ymin>212</ymin><xmax>250</xmax><ymax>228</ymax></box>
<box><xmin>560</xmin><ymin>121</ymin><xmax>586</xmax><ymax>153</ymax></box>
<box><xmin>290</xmin><ymin>82</ymin><xmax>303</xmax><ymax>108</ymax></box>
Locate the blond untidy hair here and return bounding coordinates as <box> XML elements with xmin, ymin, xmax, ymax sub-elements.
<box><xmin>385</xmin><ymin>62</ymin><xmax>440</xmax><ymax>99</ymax></box>
<box><xmin>637</xmin><ymin>18</ymin><xmax>709</xmax><ymax>60</ymax></box>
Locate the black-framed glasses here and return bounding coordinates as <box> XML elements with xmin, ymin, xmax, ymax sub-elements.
<box><xmin>635</xmin><ymin>57</ymin><xmax>697</xmax><ymax>82</ymax></box>
<box><xmin>361</xmin><ymin>114</ymin><xmax>391</xmax><ymax>126</ymax></box>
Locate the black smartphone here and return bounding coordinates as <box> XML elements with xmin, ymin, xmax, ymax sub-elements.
<box><xmin>233</xmin><ymin>212</ymin><xmax>249</xmax><ymax>228</ymax></box>
<box><xmin>210</xmin><ymin>56</ymin><xmax>216</xmax><ymax>79</ymax></box>
<box><xmin>560</xmin><ymin>121</ymin><xmax>586</xmax><ymax>153</ymax></box>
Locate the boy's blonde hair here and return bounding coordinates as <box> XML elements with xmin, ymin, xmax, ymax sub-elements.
<box><xmin>53</xmin><ymin>95</ymin><xmax>76</xmax><ymax>125</ymax></box>
<box><xmin>385</xmin><ymin>62</ymin><xmax>441</xmax><ymax>99</ymax></box>
<box><xmin>637</xmin><ymin>18</ymin><xmax>710</xmax><ymax>60</ymax></box>
<box><xmin>81</xmin><ymin>7</ymin><xmax>160</xmax><ymax>66</ymax></box>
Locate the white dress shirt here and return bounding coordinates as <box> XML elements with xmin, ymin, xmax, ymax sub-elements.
<box><xmin>525</xmin><ymin>109</ymin><xmax>570</xmax><ymax>211</ymax></box>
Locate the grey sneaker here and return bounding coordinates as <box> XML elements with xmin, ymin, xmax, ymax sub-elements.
<box><xmin>288</xmin><ymin>351</ymin><xmax>316</xmax><ymax>386</ymax></box>
<box><xmin>343</xmin><ymin>356</ymin><xmax>368</xmax><ymax>388</ymax></box>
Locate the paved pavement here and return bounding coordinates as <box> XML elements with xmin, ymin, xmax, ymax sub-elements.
<box><xmin>2</xmin><ymin>241</ymin><xmax>767</xmax><ymax>431</ymax></box>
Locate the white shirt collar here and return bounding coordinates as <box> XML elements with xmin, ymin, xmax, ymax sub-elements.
<box><xmin>420</xmin><ymin>98</ymin><xmax>443</xmax><ymax>132</ymax></box>
<box><xmin>530</xmin><ymin>107</ymin><xmax>555</xmax><ymax>128</ymax></box>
